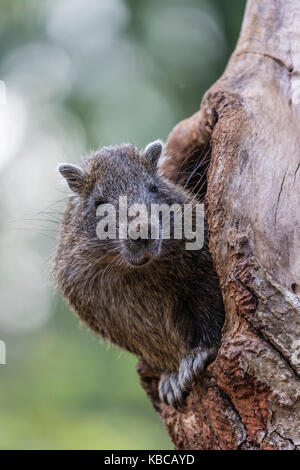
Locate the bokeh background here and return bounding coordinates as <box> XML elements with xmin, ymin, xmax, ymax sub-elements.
<box><xmin>0</xmin><ymin>0</ymin><xmax>245</xmax><ymax>450</ymax></box>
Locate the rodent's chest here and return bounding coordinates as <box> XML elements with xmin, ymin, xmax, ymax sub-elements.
<box><xmin>97</xmin><ymin>274</ymin><xmax>183</xmax><ymax>367</ymax></box>
<box><xmin>101</xmin><ymin>275</ymin><xmax>173</xmax><ymax>325</ymax></box>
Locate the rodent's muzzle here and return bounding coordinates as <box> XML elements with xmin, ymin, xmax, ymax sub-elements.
<box><xmin>121</xmin><ymin>221</ymin><xmax>161</xmax><ymax>267</ymax></box>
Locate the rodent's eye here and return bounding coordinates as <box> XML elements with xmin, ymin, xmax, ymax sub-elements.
<box><xmin>149</xmin><ymin>184</ymin><xmax>158</xmax><ymax>193</ymax></box>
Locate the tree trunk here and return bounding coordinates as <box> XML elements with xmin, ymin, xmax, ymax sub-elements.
<box><xmin>137</xmin><ymin>0</ymin><xmax>300</xmax><ymax>450</ymax></box>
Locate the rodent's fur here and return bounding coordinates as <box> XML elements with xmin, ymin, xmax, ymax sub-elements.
<box><xmin>53</xmin><ymin>141</ymin><xmax>224</xmax><ymax>408</ymax></box>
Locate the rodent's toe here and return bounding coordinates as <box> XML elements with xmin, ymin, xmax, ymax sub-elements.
<box><xmin>158</xmin><ymin>372</ymin><xmax>185</xmax><ymax>409</ymax></box>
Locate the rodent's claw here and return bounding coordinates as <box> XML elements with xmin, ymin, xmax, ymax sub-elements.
<box><xmin>178</xmin><ymin>346</ymin><xmax>217</xmax><ymax>392</ymax></box>
<box><xmin>158</xmin><ymin>372</ymin><xmax>185</xmax><ymax>409</ymax></box>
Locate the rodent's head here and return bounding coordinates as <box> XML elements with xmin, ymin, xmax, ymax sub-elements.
<box><xmin>58</xmin><ymin>141</ymin><xmax>190</xmax><ymax>268</ymax></box>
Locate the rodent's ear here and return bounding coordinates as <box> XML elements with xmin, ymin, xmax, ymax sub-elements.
<box><xmin>58</xmin><ymin>163</ymin><xmax>87</xmax><ymax>194</ymax></box>
<box><xmin>144</xmin><ymin>140</ymin><xmax>163</xmax><ymax>165</ymax></box>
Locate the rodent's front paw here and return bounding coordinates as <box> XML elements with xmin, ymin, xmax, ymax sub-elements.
<box><xmin>158</xmin><ymin>372</ymin><xmax>186</xmax><ymax>409</ymax></box>
<box><xmin>158</xmin><ymin>346</ymin><xmax>217</xmax><ymax>409</ymax></box>
<box><xmin>178</xmin><ymin>346</ymin><xmax>217</xmax><ymax>392</ymax></box>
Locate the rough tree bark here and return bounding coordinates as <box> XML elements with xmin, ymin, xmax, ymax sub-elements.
<box><xmin>137</xmin><ymin>0</ymin><xmax>300</xmax><ymax>450</ymax></box>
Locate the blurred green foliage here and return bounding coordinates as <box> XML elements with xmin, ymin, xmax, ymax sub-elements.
<box><xmin>0</xmin><ymin>0</ymin><xmax>245</xmax><ymax>449</ymax></box>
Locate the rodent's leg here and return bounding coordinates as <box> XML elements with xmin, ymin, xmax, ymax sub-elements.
<box><xmin>178</xmin><ymin>345</ymin><xmax>218</xmax><ymax>393</ymax></box>
<box><xmin>158</xmin><ymin>371</ymin><xmax>186</xmax><ymax>409</ymax></box>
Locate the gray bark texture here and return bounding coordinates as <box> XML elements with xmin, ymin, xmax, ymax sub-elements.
<box><xmin>137</xmin><ymin>0</ymin><xmax>300</xmax><ymax>450</ymax></box>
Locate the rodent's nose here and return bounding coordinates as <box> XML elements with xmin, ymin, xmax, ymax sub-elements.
<box><xmin>129</xmin><ymin>237</ymin><xmax>154</xmax><ymax>248</ymax></box>
<box><xmin>128</xmin><ymin>222</ymin><xmax>157</xmax><ymax>248</ymax></box>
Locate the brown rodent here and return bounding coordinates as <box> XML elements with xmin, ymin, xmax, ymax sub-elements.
<box><xmin>53</xmin><ymin>140</ymin><xmax>224</xmax><ymax>408</ymax></box>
